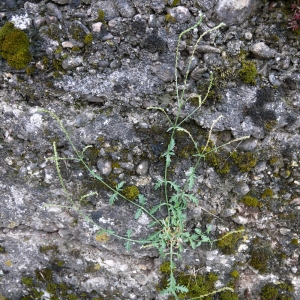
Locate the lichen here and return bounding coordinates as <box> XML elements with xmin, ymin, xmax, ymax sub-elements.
<box><xmin>0</xmin><ymin>22</ymin><xmax>32</xmax><ymax>69</ymax></box>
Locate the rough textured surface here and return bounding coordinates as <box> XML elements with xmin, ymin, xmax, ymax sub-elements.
<box><xmin>0</xmin><ymin>0</ymin><xmax>300</xmax><ymax>299</ymax></box>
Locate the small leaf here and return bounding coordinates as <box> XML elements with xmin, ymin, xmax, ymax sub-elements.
<box><xmin>176</xmin><ymin>285</ymin><xmax>189</xmax><ymax>293</ymax></box>
<box><xmin>185</xmin><ymin>194</ymin><xmax>198</xmax><ymax>205</ymax></box>
<box><xmin>147</xmin><ymin>220</ymin><xmax>157</xmax><ymax>228</ymax></box>
<box><xmin>125</xmin><ymin>240</ymin><xmax>131</xmax><ymax>251</ymax></box>
<box><xmin>168</xmin><ymin>181</ymin><xmax>180</xmax><ymax>192</ymax></box>
<box><xmin>149</xmin><ymin>204</ymin><xmax>162</xmax><ymax>215</ymax></box>
<box><xmin>116</xmin><ymin>181</ymin><xmax>125</xmax><ymax>191</ymax></box>
<box><xmin>109</xmin><ymin>193</ymin><xmax>117</xmax><ymax>205</ymax></box>
<box><xmin>135</xmin><ymin>209</ymin><xmax>142</xmax><ymax>220</ymax></box>
<box><xmin>195</xmin><ymin>228</ymin><xmax>202</xmax><ymax>234</ymax></box>
<box><xmin>154</xmin><ymin>179</ymin><xmax>164</xmax><ymax>190</ymax></box>
<box><xmin>138</xmin><ymin>194</ymin><xmax>146</xmax><ymax>205</ymax></box>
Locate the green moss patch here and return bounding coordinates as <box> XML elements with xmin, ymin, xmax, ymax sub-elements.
<box><xmin>238</xmin><ymin>61</ymin><xmax>257</xmax><ymax>85</ymax></box>
<box><xmin>241</xmin><ymin>195</ymin><xmax>263</xmax><ymax>208</ymax></box>
<box><xmin>260</xmin><ymin>282</ymin><xmax>294</xmax><ymax>300</ymax></box>
<box><xmin>122</xmin><ymin>185</ymin><xmax>139</xmax><ymax>200</ymax></box>
<box><xmin>216</xmin><ymin>227</ymin><xmax>244</xmax><ymax>255</ymax></box>
<box><xmin>0</xmin><ymin>22</ymin><xmax>32</xmax><ymax>69</ymax></box>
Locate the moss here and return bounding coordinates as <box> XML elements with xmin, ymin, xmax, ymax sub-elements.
<box><xmin>216</xmin><ymin>227</ymin><xmax>244</xmax><ymax>255</ymax></box>
<box><xmin>277</xmin><ymin>282</ymin><xmax>294</xmax><ymax>292</ymax></box>
<box><xmin>172</xmin><ymin>0</ymin><xmax>181</xmax><ymax>6</ymax></box>
<box><xmin>165</xmin><ymin>14</ymin><xmax>177</xmax><ymax>23</ymax></box>
<box><xmin>159</xmin><ymin>261</ymin><xmax>171</xmax><ymax>274</ymax></box>
<box><xmin>56</xmin><ymin>260</ymin><xmax>65</xmax><ymax>267</ymax></box>
<box><xmin>238</xmin><ymin>61</ymin><xmax>257</xmax><ymax>85</ymax></box>
<box><xmin>25</xmin><ymin>65</ymin><xmax>36</xmax><ymax>75</ymax></box>
<box><xmin>269</xmin><ymin>156</ymin><xmax>279</xmax><ymax>164</ymax></box>
<box><xmin>111</xmin><ymin>161</ymin><xmax>121</xmax><ymax>169</ymax></box>
<box><xmin>290</xmin><ymin>238</ymin><xmax>298</xmax><ymax>245</ymax></box>
<box><xmin>95</xmin><ymin>232</ymin><xmax>110</xmax><ymax>243</ymax></box>
<box><xmin>71</xmin><ymin>46</ymin><xmax>81</xmax><ymax>52</ymax></box>
<box><xmin>96</xmin><ymin>9</ymin><xmax>105</xmax><ymax>22</ymax></box>
<box><xmin>0</xmin><ymin>22</ymin><xmax>32</xmax><ymax>69</ymax></box>
<box><xmin>39</xmin><ymin>245</ymin><xmax>58</xmax><ymax>253</ymax></box>
<box><xmin>231</xmin><ymin>151</ymin><xmax>257</xmax><ymax>172</ymax></box>
<box><xmin>219</xmin><ymin>290</ymin><xmax>239</xmax><ymax>300</ymax></box>
<box><xmin>84</xmin><ymin>146</ymin><xmax>99</xmax><ymax>165</ymax></box>
<box><xmin>261</xmin><ymin>284</ymin><xmax>279</xmax><ymax>300</ymax></box>
<box><xmin>35</xmin><ymin>268</ymin><xmax>53</xmax><ymax>282</ymax></box>
<box><xmin>22</xmin><ymin>277</ymin><xmax>34</xmax><ymax>287</ymax></box>
<box><xmin>46</xmin><ymin>283</ymin><xmax>58</xmax><ymax>294</ymax></box>
<box><xmin>0</xmin><ymin>246</ymin><xmax>6</xmax><ymax>254</ymax></box>
<box><xmin>122</xmin><ymin>185</ymin><xmax>139</xmax><ymax>200</ymax></box>
<box><xmin>264</xmin><ymin>120</ymin><xmax>278</xmax><ymax>131</ymax></box>
<box><xmin>201</xmin><ymin>146</ymin><xmax>231</xmax><ymax>175</ymax></box>
<box><xmin>84</xmin><ymin>33</ymin><xmax>93</xmax><ymax>46</ymax></box>
<box><xmin>230</xmin><ymin>270</ymin><xmax>239</xmax><ymax>279</ymax></box>
<box><xmin>260</xmin><ymin>282</ymin><xmax>295</xmax><ymax>300</ymax></box>
<box><xmin>158</xmin><ymin>264</ymin><xmax>219</xmax><ymax>300</ymax></box>
<box><xmin>262</xmin><ymin>188</ymin><xmax>274</xmax><ymax>199</ymax></box>
<box><xmin>67</xmin><ymin>294</ymin><xmax>78</xmax><ymax>300</ymax></box>
<box><xmin>241</xmin><ymin>195</ymin><xmax>263</xmax><ymax>208</ymax></box>
<box><xmin>249</xmin><ymin>247</ymin><xmax>270</xmax><ymax>273</ymax></box>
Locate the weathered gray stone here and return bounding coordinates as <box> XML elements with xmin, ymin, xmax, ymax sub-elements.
<box><xmin>136</xmin><ymin>160</ymin><xmax>149</xmax><ymax>176</ymax></box>
<box><xmin>114</xmin><ymin>0</ymin><xmax>136</xmax><ymax>18</ymax></box>
<box><xmin>62</xmin><ymin>56</ymin><xmax>83</xmax><ymax>70</ymax></box>
<box><xmin>233</xmin><ymin>183</ymin><xmax>250</xmax><ymax>195</ymax></box>
<box><xmin>168</xmin><ymin>6</ymin><xmax>191</xmax><ymax>24</ymax></box>
<box><xmin>250</xmin><ymin>42</ymin><xmax>277</xmax><ymax>59</ymax></box>
<box><xmin>97</xmin><ymin>159</ymin><xmax>112</xmax><ymax>175</ymax></box>
<box><xmin>213</xmin><ymin>0</ymin><xmax>257</xmax><ymax>26</ymax></box>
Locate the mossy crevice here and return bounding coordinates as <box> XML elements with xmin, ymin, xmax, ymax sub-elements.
<box><xmin>0</xmin><ymin>22</ymin><xmax>32</xmax><ymax>69</ymax></box>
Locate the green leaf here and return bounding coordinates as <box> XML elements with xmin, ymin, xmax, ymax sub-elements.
<box><xmin>176</xmin><ymin>285</ymin><xmax>189</xmax><ymax>293</ymax></box>
<box><xmin>149</xmin><ymin>204</ymin><xmax>163</xmax><ymax>215</ymax></box>
<box><xmin>195</xmin><ymin>228</ymin><xmax>202</xmax><ymax>235</ymax></box>
<box><xmin>167</xmin><ymin>181</ymin><xmax>180</xmax><ymax>192</ymax></box>
<box><xmin>185</xmin><ymin>194</ymin><xmax>198</xmax><ymax>205</ymax></box>
<box><xmin>125</xmin><ymin>240</ymin><xmax>131</xmax><ymax>251</ymax></box>
<box><xmin>116</xmin><ymin>181</ymin><xmax>125</xmax><ymax>191</ymax></box>
<box><xmin>138</xmin><ymin>194</ymin><xmax>146</xmax><ymax>205</ymax></box>
<box><xmin>187</xmin><ymin>167</ymin><xmax>196</xmax><ymax>191</ymax></box>
<box><xmin>109</xmin><ymin>193</ymin><xmax>118</xmax><ymax>205</ymax></box>
<box><xmin>154</xmin><ymin>179</ymin><xmax>164</xmax><ymax>190</ymax></box>
<box><xmin>135</xmin><ymin>209</ymin><xmax>142</xmax><ymax>220</ymax></box>
<box><xmin>147</xmin><ymin>220</ymin><xmax>157</xmax><ymax>228</ymax></box>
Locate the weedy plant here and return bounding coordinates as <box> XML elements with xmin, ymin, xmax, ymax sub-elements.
<box><xmin>42</xmin><ymin>16</ymin><xmax>247</xmax><ymax>299</ymax></box>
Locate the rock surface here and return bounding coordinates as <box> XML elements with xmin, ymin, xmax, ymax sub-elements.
<box><xmin>0</xmin><ymin>0</ymin><xmax>300</xmax><ymax>299</ymax></box>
